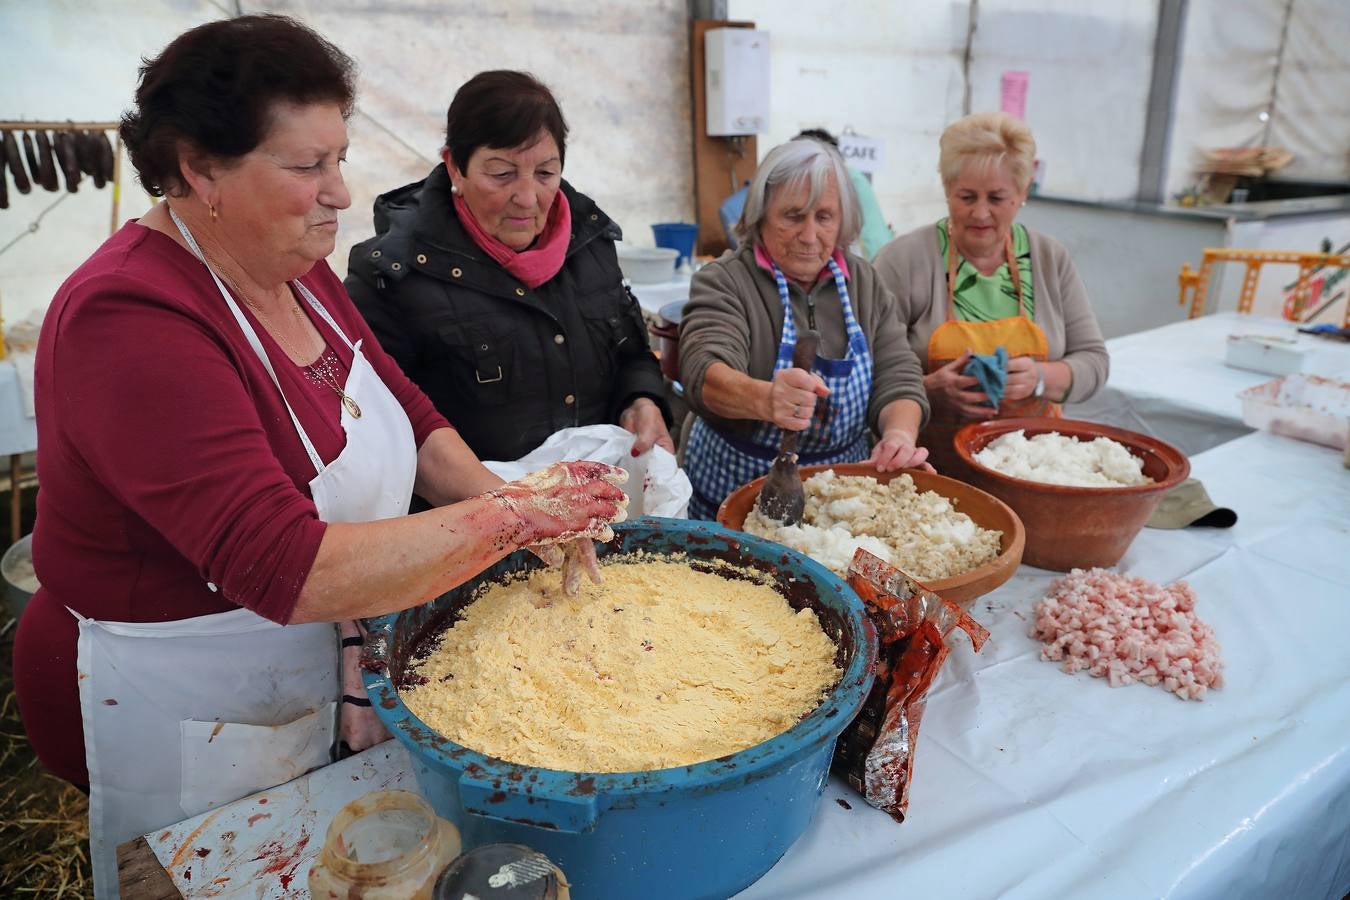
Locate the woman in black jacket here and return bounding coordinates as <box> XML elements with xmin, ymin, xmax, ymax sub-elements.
<box><xmin>346</xmin><ymin>70</ymin><xmax>672</xmax><ymax>465</ymax></box>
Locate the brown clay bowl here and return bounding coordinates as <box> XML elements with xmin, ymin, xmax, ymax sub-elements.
<box><xmin>716</xmin><ymin>463</ymin><xmax>1025</xmax><ymax>606</ymax></box>
<box><xmin>953</xmin><ymin>417</ymin><xmax>1190</xmax><ymax>572</ymax></box>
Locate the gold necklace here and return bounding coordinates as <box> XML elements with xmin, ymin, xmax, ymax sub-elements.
<box><xmin>211</xmin><ymin>261</ymin><xmax>363</xmax><ymax>419</ymax></box>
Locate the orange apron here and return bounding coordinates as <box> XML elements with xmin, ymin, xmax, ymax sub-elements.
<box><xmin>924</xmin><ymin>233</ymin><xmax>1061</xmax><ymax>478</ymax></box>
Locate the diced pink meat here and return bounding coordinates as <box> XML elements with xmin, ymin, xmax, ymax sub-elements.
<box><xmin>1029</xmin><ymin>568</ymin><xmax>1224</xmax><ymax>702</ymax></box>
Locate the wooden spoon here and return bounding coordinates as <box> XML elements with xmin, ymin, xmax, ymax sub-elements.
<box><xmin>755</xmin><ymin>329</ymin><xmax>820</xmax><ymax>525</ymax></box>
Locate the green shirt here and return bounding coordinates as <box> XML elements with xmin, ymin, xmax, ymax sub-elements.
<box><xmin>937</xmin><ymin>219</ymin><xmax>1034</xmax><ymax>321</ymax></box>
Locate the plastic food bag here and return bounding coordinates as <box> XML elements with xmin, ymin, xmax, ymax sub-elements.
<box><xmin>483</xmin><ymin>424</ymin><xmax>692</xmax><ymax>518</ymax></box>
<box><xmin>834</xmin><ymin>549</ymin><xmax>989</xmax><ymax>822</ymax></box>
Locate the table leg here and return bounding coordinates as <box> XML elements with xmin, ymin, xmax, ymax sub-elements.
<box><xmin>10</xmin><ymin>454</ymin><xmax>20</xmax><ymax>545</ymax></box>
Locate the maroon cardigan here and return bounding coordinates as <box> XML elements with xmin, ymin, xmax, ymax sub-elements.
<box><xmin>14</xmin><ymin>222</ymin><xmax>449</xmax><ymax>785</ymax></box>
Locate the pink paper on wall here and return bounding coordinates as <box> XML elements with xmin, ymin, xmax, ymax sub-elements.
<box><xmin>1001</xmin><ymin>71</ymin><xmax>1029</xmax><ymax>119</ymax></box>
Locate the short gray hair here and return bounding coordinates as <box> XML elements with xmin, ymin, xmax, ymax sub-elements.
<box><xmin>735</xmin><ymin>139</ymin><xmax>861</xmax><ymax>252</ymax></box>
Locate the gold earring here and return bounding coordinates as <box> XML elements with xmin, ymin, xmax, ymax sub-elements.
<box><xmin>209</xmin><ymin>203</ymin><xmax>218</xmax><ymax>221</ymax></box>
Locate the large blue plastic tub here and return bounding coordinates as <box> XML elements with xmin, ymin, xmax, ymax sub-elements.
<box><xmin>363</xmin><ymin>517</ymin><xmax>876</xmax><ymax>899</ymax></box>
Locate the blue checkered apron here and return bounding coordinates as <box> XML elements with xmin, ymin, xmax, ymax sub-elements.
<box><xmin>685</xmin><ymin>257</ymin><xmax>874</xmax><ymax>520</ymax></box>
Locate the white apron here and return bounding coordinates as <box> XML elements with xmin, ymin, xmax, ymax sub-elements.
<box><xmin>76</xmin><ymin>209</ymin><xmax>418</xmax><ymax>898</ymax></box>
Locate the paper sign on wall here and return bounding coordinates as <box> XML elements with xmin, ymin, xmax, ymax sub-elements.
<box><xmin>839</xmin><ymin>134</ymin><xmax>885</xmax><ymax>175</ymax></box>
<box><xmin>1001</xmin><ymin>71</ymin><xmax>1029</xmax><ymax>119</ymax></box>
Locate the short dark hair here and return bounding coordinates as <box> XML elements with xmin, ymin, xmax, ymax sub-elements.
<box><xmin>444</xmin><ymin>71</ymin><xmax>568</xmax><ymax>174</ymax></box>
<box><xmin>120</xmin><ymin>15</ymin><xmax>356</xmax><ymax>198</ymax></box>
<box><xmin>795</xmin><ymin>128</ymin><xmax>839</xmax><ymax>148</ymax></box>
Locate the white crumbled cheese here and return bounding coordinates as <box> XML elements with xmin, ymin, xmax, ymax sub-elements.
<box><xmin>750</xmin><ymin>521</ymin><xmax>896</xmax><ymax>573</ymax></box>
<box><xmin>973</xmin><ymin>430</ymin><xmax>1154</xmax><ymax>488</ymax></box>
<box><xmin>744</xmin><ymin>470</ymin><xmax>1002</xmax><ymax>580</ymax></box>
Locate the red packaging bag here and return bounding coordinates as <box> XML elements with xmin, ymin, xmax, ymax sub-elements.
<box><xmin>834</xmin><ymin>549</ymin><xmax>989</xmax><ymax>821</ymax></box>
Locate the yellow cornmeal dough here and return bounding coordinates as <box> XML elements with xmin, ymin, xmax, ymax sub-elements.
<box><xmin>401</xmin><ymin>557</ymin><xmax>839</xmax><ymax>773</ymax></box>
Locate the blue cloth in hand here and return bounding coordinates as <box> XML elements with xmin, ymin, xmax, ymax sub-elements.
<box><xmin>963</xmin><ymin>346</ymin><xmax>1009</xmax><ymax>410</ymax></box>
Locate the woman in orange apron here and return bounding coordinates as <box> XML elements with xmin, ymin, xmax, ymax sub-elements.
<box><xmin>923</xmin><ymin>227</ymin><xmax>1059</xmax><ymax>477</ymax></box>
<box><xmin>872</xmin><ymin>112</ymin><xmax>1109</xmax><ymax>478</ymax></box>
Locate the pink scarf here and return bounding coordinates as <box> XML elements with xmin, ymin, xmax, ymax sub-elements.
<box><xmin>453</xmin><ymin>189</ymin><xmax>572</xmax><ymax>289</ymax></box>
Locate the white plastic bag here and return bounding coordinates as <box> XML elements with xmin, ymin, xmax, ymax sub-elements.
<box><xmin>482</xmin><ymin>424</ymin><xmax>691</xmax><ymax>518</ymax></box>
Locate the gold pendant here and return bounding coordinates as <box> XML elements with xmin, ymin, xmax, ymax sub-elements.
<box><xmin>342</xmin><ymin>394</ymin><xmax>362</xmax><ymax>419</ymax></box>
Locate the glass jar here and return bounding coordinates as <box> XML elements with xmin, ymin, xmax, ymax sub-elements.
<box><xmin>309</xmin><ymin>790</ymin><xmax>461</xmax><ymax>900</ymax></box>
<box><xmin>432</xmin><ymin>843</ymin><xmax>570</xmax><ymax>900</ymax></box>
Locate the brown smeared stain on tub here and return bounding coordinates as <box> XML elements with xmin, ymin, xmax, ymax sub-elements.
<box><xmin>208</xmin><ymin>721</ymin><xmax>224</xmax><ymax>743</ymax></box>
<box><xmin>195</xmin><ymin>847</ymin><xmax>211</xmax><ymax>857</ymax></box>
<box><xmin>247</xmin><ymin>812</ymin><xmax>271</xmax><ymax>827</ymax></box>
<box><xmin>835</xmin><ymin>798</ymin><xmax>852</xmax><ymax>810</ymax></box>
<box><xmin>568</xmin><ymin>776</ymin><xmax>596</xmax><ymax>796</ymax></box>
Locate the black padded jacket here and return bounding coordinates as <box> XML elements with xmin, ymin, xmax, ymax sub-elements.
<box><xmin>345</xmin><ymin>165</ymin><xmax>669</xmax><ymax>462</ymax></box>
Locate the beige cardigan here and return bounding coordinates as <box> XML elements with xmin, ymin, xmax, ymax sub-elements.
<box><xmin>678</xmin><ymin>243</ymin><xmax>929</xmax><ymax>441</ymax></box>
<box><xmin>872</xmin><ymin>224</ymin><xmax>1109</xmax><ymax>403</ymax></box>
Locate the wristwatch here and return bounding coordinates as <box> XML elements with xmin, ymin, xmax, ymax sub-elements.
<box><xmin>1032</xmin><ymin>363</ymin><xmax>1046</xmax><ymax>399</ymax></box>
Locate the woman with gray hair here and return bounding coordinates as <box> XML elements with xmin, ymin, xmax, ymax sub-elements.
<box><xmin>678</xmin><ymin>139</ymin><xmax>931</xmax><ymax>520</ymax></box>
<box><xmin>873</xmin><ymin>112</ymin><xmax>1108</xmax><ymax>477</ymax></box>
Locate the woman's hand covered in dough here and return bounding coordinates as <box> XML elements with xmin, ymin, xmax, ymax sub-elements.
<box><xmin>767</xmin><ymin>367</ymin><xmax>830</xmax><ymax>431</ymax></box>
<box><xmin>488</xmin><ymin>461</ymin><xmax>629</xmax><ymax>547</ymax></box>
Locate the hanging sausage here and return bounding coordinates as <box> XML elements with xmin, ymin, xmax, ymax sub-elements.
<box><xmin>3</xmin><ymin>131</ymin><xmax>31</xmax><ymax>194</ymax></box>
<box><xmin>54</xmin><ymin>131</ymin><xmax>81</xmax><ymax>193</ymax></box>
<box><xmin>97</xmin><ymin>131</ymin><xmax>115</xmax><ymax>187</ymax></box>
<box><xmin>22</xmin><ymin>132</ymin><xmax>41</xmax><ymax>186</ymax></box>
<box><xmin>35</xmin><ymin>131</ymin><xmax>59</xmax><ymax>192</ymax></box>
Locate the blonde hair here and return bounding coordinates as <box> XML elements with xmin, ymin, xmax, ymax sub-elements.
<box><xmin>736</xmin><ymin>139</ymin><xmax>861</xmax><ymax>252</ymax></box>
<box><xmin>938</xmin><ymin>112</ymin><xmax>1036</xmax><ymax>192</ymax></box>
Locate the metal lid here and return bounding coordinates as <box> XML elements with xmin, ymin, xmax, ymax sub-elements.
<box><xmin>432</xmin><ymin>844</ymin><xmax>567</xmax><ymax>900</ymax></box>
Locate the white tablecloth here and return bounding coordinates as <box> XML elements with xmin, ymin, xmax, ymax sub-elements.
<box><xmin>743</xmin><ymin>430</ymin><xmax>1350</xmax><ymax>900</ymax></box>
<box><xmin>144</xmin><ymin>432</ymin><xmax>1350</xmax><ymax>900</ymax></box>
<box><xmin>1065</xmin><ymin>312</ymin><xmax>1350</xmax><ymax>456</ymax></box>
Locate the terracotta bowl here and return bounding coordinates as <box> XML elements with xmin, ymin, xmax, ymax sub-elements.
<box><xmin>953</xmin><ymin>417</ymin><xmax>1191</xmax><ymax>572</ymax></box>
<box><xmin>717</xmin><ymin>463</ymin><xmax>1026</xmax><ymax>606</ymax></box>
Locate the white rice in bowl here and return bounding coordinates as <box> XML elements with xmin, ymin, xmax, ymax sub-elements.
<box><xmin>973</xmin><ymin>430</ymin><xmax>1154</xmax><ymax>488</ymax></box>
<box><xmin>743</xmin><ymin>470</ymin><xmax>1002</xmax><ymax>580</ymax></box>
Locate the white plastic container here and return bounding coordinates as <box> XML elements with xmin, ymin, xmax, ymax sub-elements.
<box><xmin>615</xmin><ymin>244</ymin><xmax>678</xmax><ymax>284</ymax></box>
<box><xmin>1238</xmin><ymin>373</ymin><xmax>1350</xmax><ymax>450</ymax></box>
<box><xmin>1225</xmin><ymin>334</ymin><xmax>1308</xmax><ymax>377</ymax></box>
